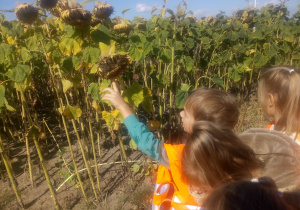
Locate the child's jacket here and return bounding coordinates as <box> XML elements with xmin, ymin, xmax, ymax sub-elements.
<box><xmin>124</xmin><ymin>114</ymin><xmax>200</xmax><ymax>209</ymax></box>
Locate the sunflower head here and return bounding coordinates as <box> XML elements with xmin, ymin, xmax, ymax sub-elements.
<box><xmin>38</xmin><ymin>0</ymin><xmax>58</xmax><ymax>9</ymax></box>
<box><xmin>94</xmin><ymin>3</ymin><xmax>114</xmax><ymax>19</ymax></box>
<box><xmin>61</xmin><ymin>8</ymin><xmax>92</xmax><ymax>26</ymax></box>
<box><xmin>113</xmin><ymin>22</ymin><xmax>131</xmax><ymax>34</ymax></box>
<box><xmin>15</xmin><ymin>3</ymin><xmax>39</xmax><ymax>24</ymax></box>
<box><xmin>98</xmin><ymin>54</ymin><xmax>131</xmax><ymax>79</ymax></box>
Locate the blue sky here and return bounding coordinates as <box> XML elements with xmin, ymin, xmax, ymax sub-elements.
<box><xmin>1</xmin><ymin>0</ymin><xmax>299</xmax><ymax>21</ymax></box>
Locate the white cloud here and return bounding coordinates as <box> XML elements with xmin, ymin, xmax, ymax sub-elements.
<box><xmin>136</xmin><ymin>3</ymin><xmax>152</xmax><ymax>12</ymax></box>
<box><xmin>193</xmin><ymin>9</ymin><xmax>217</xmax><ymax>18</ymax></box>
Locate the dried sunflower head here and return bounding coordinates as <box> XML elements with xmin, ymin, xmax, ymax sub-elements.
<box><xmin>113</xmin><ymin>22</ymin><xmax>131</xmax><ymax>33</ymax></box>
<box><xmin>98</xmin><ymin>54</ymin><xmax>131</xmax><ymax>79</ymax></box>
<box><xmin>61</xmin><ymin>8</ymin><xmax>92</xmax><ymax>26</ymax></box>
<box><xmin>94</xmin><ymin>3</ymin><xmax>114</xmax><ymax>19</ymax></box>
<box><xmin>38</xmin><ymin>0</ymin><xmax>58</xmax><ymax>9</ymax></box>
<box><xmin>186</xmin><ymin>16</ymin><xmax>196</xmax><ymax>23</ymax></box>
<box><xmin>15</xmin><ymin>3</ymin><xmax>39</xmax><ymax>24</ymax></box>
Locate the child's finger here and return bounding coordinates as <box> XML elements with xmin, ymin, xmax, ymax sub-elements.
<box><xmin>112</xmin><ymin>82</ymin><xmax>120</xmax><ymax>93</ymax></box>
<box><xmin>102</xmin><ymin>87</ymin><xmax>114</xmax><ymax>93</ymax></box>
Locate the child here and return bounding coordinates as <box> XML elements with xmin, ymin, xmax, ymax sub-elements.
<box><xmin>203</xmin><ymin>177</ymin><xmax>300</xmax><ymax>210</ymax></box>
<box><xmin>181</xmin><ymin>121</ymin><xmax>262</xmax><ymax>206</ymax></box>
<box><xmin>258</xmin><ymin>66</ymin><xmax>300</xmax><ymax>145</ymax></box>
<box><xmin>102</xmin><ymin>82</ymin><xmax>240</xmax><ymax>209</ymax></box>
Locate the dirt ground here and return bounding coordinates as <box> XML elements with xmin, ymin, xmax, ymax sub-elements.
<box><xmin>0</xmin><ymin>95</ymin><xmax>269</xmax><ymax>210</ymax></box>
<box><xmin>0</xmin><ymin>121</ymin><xmax>156</xmax><ymax>210</ymax></box>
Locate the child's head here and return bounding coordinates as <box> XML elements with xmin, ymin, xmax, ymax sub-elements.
<box><xmin>181</xmin><ymin>121</ymin><xmax>261</xmax><ymax>192</ymax></box>
<box><xmin>258</xmin><ymin>66</ymin><xmax>300</xmax><ymax>135</ymax></box>
<box><xmin>180</xmin><ymin>88</ymin><xmax>239</xmax><ymax>133</ymax></box>
<box><xmin>203</xmin><ymin>177</ymin><xmax>292</xmax><ymax>210</ymax></box>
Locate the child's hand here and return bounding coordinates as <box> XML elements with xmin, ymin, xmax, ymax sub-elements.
<box><xmin>102</xmin><ymin>82</ymin><xmax>133</xmax><ymax>118</ymax></box>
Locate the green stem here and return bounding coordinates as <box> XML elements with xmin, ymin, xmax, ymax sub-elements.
<box><xmin>33</xmin><ymin>138</ymin><xmax>61</xmax><ymax>210</ymax></box>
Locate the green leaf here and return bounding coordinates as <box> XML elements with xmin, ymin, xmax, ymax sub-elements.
<box><xmin>183</xmin><ymin>56</ymin><xmax>193</xmax><ymax>72</ymax></box>
<box><xmin>62</xmin><ymin>79</ymin><xmax>73</xmax><ymax>93</ymax></box>
<box><xmin>7</xmin><ymin>64</ymin><xmax>30</xmax><ymax>83</ymax></box>
<box><xmin>25</xmin><ymin>36</ymin><xmax>39</xmax><ymax>51</ymax></box>
<box><xmin>123</xmin><ymin>84</ymin><xmax>144</xmax><ymax>107</ymax></box>
<box><xmin>122</xmin><ymin>8</ymin><xmax>130</xmax><ymax>15</ymax></box>
<box><xmin>0</xmin><ymin>85</ymin><xmax>5</xmax><ymax>108</ymax></box>
<box><xmin>157</xmin><ymin>74</ymin><xmax>169</xmax><ymax>86</ymax></box>
<box><xmin>0</xmin><ymin>43</ymin><xmax>12</xmax><ymax>63</ymax></box>
<box><xmin>180</xmin><ymin>83</ymin><xmax>191</xmax><ymax>91</ymax></box>
<box><xmin>57</xmin><ymin>148</ymin><xmax>66</xmax><ymax>157</ymax></box>
<box><xmin>99</xmin><ymin>79</ymin><xmax>111</xmax><ymax>97</ymax></box>
<box><xmin>159</xmin><ymin>49</ymin><xmax>172</xmax><ymax>63</ymax></box>
<box><xmin>228</xmin><ymin>67</ymin><xmax>241</xmax><ymax>82</ymax></box>
<box><xmin>20</xmin><ymin>48</ymin><xmax>31</xmax><ymax>62</ymax></box>
<box><xmin>59</xmin><ymin>38</ymin><xmax>81</xmax><ymax>56</ymax></box>
<box><xmin>62</xmin><ymin>57</ymin><xmax>73</xmax><ymax>72</ymax></box>
<box><xmin>102</xmin><ymin>110</ymin><xmax>122</xmax><ymax>130</ymax></box>
<box><xmin>175</xmin><ymin>90</ymin><xmax>189</xmax><ymax>109</ymax></box>
<box><xmin>63</xmin><ymin>105</ymin><xmax>82</xmax><ymax>119</ymax></box>
<box><xmin>129</xmin><ymin>45</ymin><xmax>143</xmax><ymax>61</ymax></box>
<box><xmin>91</xmin><ymin>25</ymin><xmax>111</xmax><ymax>45</ymax></box>
<box><xmin>72</xmin><ymin>54</ymin><xmax>82</xmax><ymax>70</ymax></box>
<box><xmin>212</xmin><ymin>75</ymin><xmax>224</xmax><ymax>88</ymax></box>
<box><xmin>185</xmin><ymin>37</ymin><xmax>194</xmax><ymax>49</ymax></box>
<box><xmin>129</xmin><ymin>139</ymin><xmax>138</xmax><ymax>150</ymax></box>
<box><xmin>141</xmin><ymin>88</ymin><xmax>153</xmax><ymax>114</ymax></box>
<box><xmin>26</xmin><ymin>125</ymin><xmax>45</xmax><ymax>140</ymax></box>
<box><xmin>83</xmin><ymin>47</ymin><xmax>100</xmax><ymax>64</ymax></box>
<box><xmin>255</xmin><ymin>55</ymin><xmax>269</xmax><ymax>67</ymax></box>
<box><xmin>132</xmin><ymin>164</ymin><xmax>140</xmax><ymax>172</ymax></box>
<box><xmin>90</xmin><ymin>65</ymin><xmax>98</xmax><ymax>74</ymax></box>
<box><xmin>88</xmin><ymin>83</ymin><xmax>101</xmax><ymax>102</ymax></box>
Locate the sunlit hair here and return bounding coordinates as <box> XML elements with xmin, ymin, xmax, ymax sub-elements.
<box><xmin>203</xmin><ymin>177</ymin><xmax>295</xmax><ymax>210</ymax></box>
<box><xmin>185</xmin><ymin>88</ymin><xmax>239</xmax><ymax>129</ymax></box>
<box><xmin>181</xmin><ymin>121</ymin><xmax>261</xmax><ymax>191</ymax></box>
<box><xmin>258</xmin><ymin>66</ymin><xmax>300</xmax><ymax>136</ymax></box>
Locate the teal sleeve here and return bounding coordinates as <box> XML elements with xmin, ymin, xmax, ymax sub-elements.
<box><xmin>123</xmin><ymin>114</ymin><xmax>169</xmax><ymax>167</ymax></box>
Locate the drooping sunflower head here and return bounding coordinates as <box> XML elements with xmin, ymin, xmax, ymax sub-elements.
<box><xmin>98</xmin><ymin>54</ymin><xmax>131</xmax><ymax>79</ymax></box>
<box><xmin>15</xmin><ymin>3</ymin><xmax>39</xmax><ymax>24</ymax></box>
<box><xmin>38</xmin><ymin>0</ymin><xmax>58</xmax><ymax>9</ymax></box>
<box><xmin>113</xmin><ymin>22</ymin><xmax>131</xmax><ymax>34</ymax></box>
<box><xmin>94</xmin><ymin>2</ymin><xmax>114</xmax><ymax>19</ymax></box>
<box><xmin>61</xmin><ymin>8</ymin><xmax>92</xmax><ymax>26</ymax></box>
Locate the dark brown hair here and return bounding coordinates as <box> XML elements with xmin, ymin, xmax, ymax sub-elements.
<box><xmin>185</xmin><ymin>88</ymin><xmax>239</xmax><ymax>129</ymax></box>
<box><xmin>181</xmin><ymin>121</ymin><xmax>261</xmax><ymax>190</ymax></box>
<box><xmin>203</xmin><ymin>177</ymin><xmax>296</xmax><ymax>210</ymax></box>
<box><xmin>258</xmin><ymin>66</ymin><xmax>300</xmax><ymax>136</ymax></box>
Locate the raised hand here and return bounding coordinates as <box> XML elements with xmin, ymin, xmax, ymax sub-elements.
<box><xmin>102</xmin><ymin>82</ymin><xmax>133</xmax><ymax>118</ymax></box>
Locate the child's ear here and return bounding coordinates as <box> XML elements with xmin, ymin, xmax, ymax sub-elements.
<box><xmin>268</xmin><ymin>93</ymin><xmax>275</xmax><ymax>108</ymax></box>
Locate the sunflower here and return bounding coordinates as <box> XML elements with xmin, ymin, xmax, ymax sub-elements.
<box><xmin>15</xmin><ymin>3</ymin><xmax>39</xmax><ymax>24</ymax></box>
<box><xmin>98</xmin><ymin>54</ymin><xmax>131</xmax><ymax>79</ymax></box>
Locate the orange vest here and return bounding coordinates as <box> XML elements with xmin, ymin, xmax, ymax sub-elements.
<box><xmin>153</xmin><ymin>144</ymin><xmax>199</xmax><ymax>210</ymax></box>
<box><xmin>266</xmin><ymin>121</ymin><xmax>275</xmax><ymax>129</ymax></box>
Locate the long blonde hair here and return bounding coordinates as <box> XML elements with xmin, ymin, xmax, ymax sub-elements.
<box><xmin>258</xmin><ymin>66</ymin><xmax>300</xmax><ymax>136</ymax></box>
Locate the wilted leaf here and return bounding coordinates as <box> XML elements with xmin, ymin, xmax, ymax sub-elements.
<box><xmin>88</xmin><ymin>83</ymin><xmax>101</xmax><ymax>102</ymax></box>
<box><xmin>122</xmin><ymin>8</ymin><xmax>130</xmax><ymax>15</ymax></box>
<box><xmin>147</xmin><ymin>120</ymin><xmax>161</xmax><ymax>131</ymax></box>
<box><xmin>90</xmin><ymin>64</ymin><xmax>98</xmax><ymax>74</ymax></box>
<box><xmin>5</xmin><ymin>99</ymin><xmax>16</xmax><ymax>111</ymax></box>
<box><xmin>123</xmin><ymin>84</ymin><xmax>144</xmax><ymax>107</ymax></box>
<box><xmin>102</xmin><ymin>110</ymin><xmax>120</xmax><ymax>130</ymax></box>
<box><xmin>62</xmin><ymin>79</ymin><xmax>73</xmax><ymax>93</ymax></box>
<box><xmin>7</xmin><ymin>64</ymin><xmax>30</xmax><ymax>83</ymax></box>
<box><xmin>132</xmin><ymin>164</ymin><xmax>140</xmax><ymax>172</ymax></box>
<box><xmin>99</xmin><ymin>40</ymin><xmax>115</xmax><ymax>56</ymax></box>
<box><xmin>112</xmin><ymin>109</ymin><xmax>123</xmax><ymax>123</ymax></box>
<box><xmin>141</xmin><ymin>88</ymin><xmax>153</xmax><ymax>114</ymax></box>
<box><xmin>92</xmin><ymin>100</ymin><xmax>101</xmax><ymax>113</ymax></box>
<box><xmin>129</xmin><ymin>139</ymin><xmax>137</xmax><ymax>150</ymax></box>
<box><xmin>63</xmin><ymin>105</ymin><xmax>82</xmax><ymax>119</ymax></box>
<box><xmin>27</xmin><ymin>125</ymin><xmax>45</xmax><ymax>140</ymax></box>
<box><xmin>59</xmin><ymin>38</ymin><xmax>81</xmax><ymax>56</ymax></box>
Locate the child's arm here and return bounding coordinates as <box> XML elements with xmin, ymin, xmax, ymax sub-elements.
<box><xmin>102</xmin><ymin>82</ymin><xmax>169</xmax><ymax>168</ymax></box>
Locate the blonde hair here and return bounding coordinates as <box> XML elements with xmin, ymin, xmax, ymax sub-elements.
<box><xmin>185</xmin><ymin>88</ymin><xmax>239</xmax><ymax>129</ymax></box>
<box><xmin>181</xmin><ymin>121</ymin><xmax>262</xmax><ymax>191</ymax></box>
<box><xmin>258</xmin><ymin>66</ymin><xmax>300</xmax><ymax>136</ymax></box>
